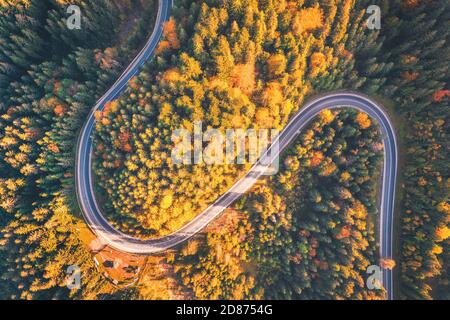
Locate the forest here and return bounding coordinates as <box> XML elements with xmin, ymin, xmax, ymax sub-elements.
<box><xmin>0</xmin><ymin>0</ymin><xmax>449</xmax><ymax>300</ymax></box>
<box><xmin>175</xmin><ymin>108</ymin><xmax>386</xmax><ymax>299</ymax></box>
<box><xmin>0</xmin><ymin>0</ymin><xmax>159</xmax><ymax>299</ymax></box>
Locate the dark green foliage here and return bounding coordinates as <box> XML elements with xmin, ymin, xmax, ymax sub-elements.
<box><xmin>0</xmin><ymin>0</ymin><xmax>159</xmax><ymax>299</ymax></box>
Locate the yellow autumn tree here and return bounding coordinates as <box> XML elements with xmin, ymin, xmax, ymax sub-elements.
<box><xmin>319</xmin><ymin>109</ymin><xmax>334</xmax><ymax>124</ymax></box>
<box><xmin>267</xmin><ymin>54</ymin><xmax>287</xmax><ymax>79</ymax></box>
<box><xmin>435</xmin><ymin>225</ymin><xmax>450</xmax><ymax>242</ymax></box>
<box><xmin>232</xmin><ymin>63</ymin><xmax>256</xmax><ymax>94</ymax></box>
<box><xmin>310</xmin><ymin>52</ymin><xmax>327</xmax><ymax>76</ymax></box>
<box><xmin>161</xmin><ymin>193</ymin><xmax>174</xmax><ymax>210</ymax></box>
<box><xmin>293</xmin><ymin>6</ymin><xmax>324</xmax><ymax>35</ymax></box>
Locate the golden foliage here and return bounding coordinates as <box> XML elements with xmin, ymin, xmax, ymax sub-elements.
<box><xmin>267</xmin><ymin>54</ymin><xmax>287</xmax><ymax>78</ymax></box>
<box><xmin>355</xmin><ymin>112</ymin><xmax>372</xmax><ymax>129</ymax></box>
<box><xmin>0</xmin><ymin>0</ymin><xmax>30</xmax><ymax>8</ymax></box>
<box><xmin>255</xmin><ymin>107</ymin><xmax>273</xmax><ymax>128</ymax></box>
<box><xmin>232</xmin><ymin>63</ymin><xmax>256</xmax><ymax>94</ymax></box>
<box><xmin>161</xmin><ymin>193</ymin><xmax>174</xmax><ymax>210</ymax></box>
<box><xmin>435</xmin><ymin>225</ymin><xmax>450</xmax><ymax>242</ymax></box>
<box><xmin>380</xmin><ymin>258</ymin><xmax>396</xmax><ymax>270</ymax></box>
<box><xmin>155</xmin><ymin>40</ymin><xmax>171</xmax><ymax>55</ymax></box>
<box><xmin>341</xmin><ymin>171</ymin><xmax>351</xmax><ymax>182</ymax></box>
<box><xmin>332</xmin><ymin>0</ymin><xmax>352</xmax><ymax>45</ymax></box>
<box><xmin>293</xmin><ymin>6</ymin><xmax>324</xmax><ymax>35</ymax></box>
<box><xmin>103</xmin><ymin>100</ymin><xmax>119</xmax><ymax>116</ymax></box>
<box><xmin>437</xmin><ymin>202</ymin><xmax>450</xmax><ymax>215</ymax></box>
<box><xmin>310</xmin><ymin>52</ymin><xmax>327</xmax><ymax>76</ymax></box>
<box><xmin>262</xmin><ymin>82</ymin><xmax>283</xmax><ymax>107</ymax></box>
<box><xmin>431</xmin><ymin>245</ymin><xmax>443</xmax><ymax>255</ymax></box>
<box><xmin>162</xmin><ymin>68</ymin><xmax>183</xmax><ymax>83</ymax></box>
<box><xmin>319</xmin><ymin>109</ymin><xmax>334</xmax><ymax>124</ymax></box>
<box><xmin>156</xmin><ymin>17</ymin><xmax>180</xmax><ymax>54</ymax></box>
<box><xmin>321</xmin><ymin>162</ymin><xmax>337</xmax><ymax>176</ymax></box>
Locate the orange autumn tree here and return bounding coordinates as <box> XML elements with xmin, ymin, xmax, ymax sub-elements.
<box><xmin>232</xmin><ymin>63</ymin><xmax>256</xmax><ymax>94</ymax></box>
<box><xmin>156</xmin><ymin>17</ymin><xmax>180</xmax><ymax>55</ymax></box>
<box><xmin>432</xmin><ymin>90</ymin><xmax>450</xmax><ymax>102</ymax></box>
<box><xmin>255</xmin><ymin>107</ymin><xmax>273</xmax><ymax>128</ymax></box>
<box><xmin>310</xmin><ymin>52</ymin><xmax>327</xmax><ymax>76</ymax></box>
<box><xmin>267</xmin><ymin>54</ymin><xmax>287</xmax><ymax>79</ymax></box>
<box><xmin>310</xmin><ymin>151</ymin><xmax>324</xmax><ymax>167</ymax></box>
<box><xmin>380</xmin><ymin>258</ymin><xmax>396</xmax><ymax>270</ymax></box>
<box><xmin>53</xmin><ymin>104</ymin><xmax>66</xmax><ymax>117</ymax></box>
<box><xmin>435</xmin><ymin>225</ymin><xmax>450</xmax><ymax>242</ymax></box>
<box><xmin>262</xmin><ymin>82</ymin><xmax>283</xmax><ymax>107</ymax></box>
<box><xmin>162</xmin><ymin>68</ymin><xmax>183</xmax><ymax>83</ymax></box>
<box><xmin>120</xmin><ymin>133</ymin><xmax>132</xmax><ymax>153</ymax></box>
<box><xmin>292</xmin><ymin>6</ymin><xmax>324</xmax><ymax>35</ymax></box>
<box><xmin>336</xmin><ymin>225</ymin><xmax>352</xmax><ymax>239</ymax></box>
<box><xmin>355</xmin><ymin>112</ymin><xmax>372</xmax><ymax>129</ymax></box>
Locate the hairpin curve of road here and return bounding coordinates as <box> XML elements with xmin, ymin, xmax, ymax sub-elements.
<box><xmin>75</xmin><ymin>0</ymin><xmax>397</xmax><ymax>300</ymax></box>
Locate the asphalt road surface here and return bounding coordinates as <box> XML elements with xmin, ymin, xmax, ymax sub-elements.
<box><xmin>75</xmin><ymin>0</ymin><xmax>397</xmax><ymax>299</ymax></box>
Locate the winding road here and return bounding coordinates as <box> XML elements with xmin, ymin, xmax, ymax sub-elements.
<box><xmin>75</xmin><ymin>0</ymin><xmax>397</xmax><ymax>299</ymax></box>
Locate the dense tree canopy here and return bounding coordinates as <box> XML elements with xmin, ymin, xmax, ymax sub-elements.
<box><xmin>0</xmin><ymin>0</ymin><xmax>448</xmax><ymax>300</ymax></box>
<box><xmin>0</xmin><ymin>0</ymin><xmax>159</xmax><ymax>299</ymax></box>
<box><xmin>94</xmin><ymin>0</ymin><xmax>449</xmax><ymax>300</ymax></box>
